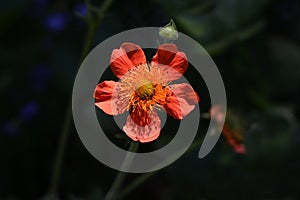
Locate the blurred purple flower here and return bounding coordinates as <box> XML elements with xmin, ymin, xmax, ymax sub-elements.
<box><xmin>74</xmin><ymin>3</ymin><xmax>88</xmax><ymax>17</ymax></box>
<box><xmin>44</xmin><ymin>12</ymin><xmax>69</xmax><ymax>32</ymax></box>
<box><xmin>30</xmin><ymin>64</ymin><xmax>51</xmax><ymax>92</ymax></box>
<box><xmin>20</xmin><ymin>102</ymin><xmax>40</xmax><ymax>121</ymax></box>
<box><xmin>2</xmin><ymin>120</ymin><xmax>19</xmax><ymax>137</ymax></box>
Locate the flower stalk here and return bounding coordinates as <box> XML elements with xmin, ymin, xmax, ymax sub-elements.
<box><xmin>104</xmin><ymin>141</ymin><xmax>139</xmax><ymax>200</ymax></box>
<box><xmin>47</xmin><ymin>0</ymin><xmax>114</xmax><ymax>199</ymax></box>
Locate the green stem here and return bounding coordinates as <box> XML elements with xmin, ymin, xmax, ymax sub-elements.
<box><xmin>48</xmin><ymin>103</ymin><xmax>72</xmax><ymax>200</ymax></box>
<box><xmin>97</xmin><ymin>0</ymin><xmax>114</xmax><ymax>21</ymax></box>
<box><xmin>47</xmin><ymin>28</ymin><xmax>95</xmax><ymax>200</ymax></box>
<box><xmin>118</xmin><ymin>138</ymin><xmax>204</xmax><ymax>199</ymax></box>
<box><xmin>104</xmin><ymin>142</ymin><xmax>139</xmax><ymax>200</ymax></box>
<box><xmin>80</xmin><ymin>24</ymin><xmax>96</xmax><ymax>62</ymax></box>
<box><xmin>47</xmin><ymin>0</ymin><xmax>114</xmax><ymax>198</ymax></box>
<box><xmin>118</xmin><ymin>171</ymin><xmax>155</xmax><ymax>199</ymax></box>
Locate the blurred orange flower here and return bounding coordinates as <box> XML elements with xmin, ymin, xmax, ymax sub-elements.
<box><xmin>210</xmin><ymin>105</ymin><xmax>246</xmax><ymax>154</ymax></box>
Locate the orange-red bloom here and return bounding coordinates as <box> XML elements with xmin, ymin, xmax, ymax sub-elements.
<box><xmin>222</xmin><ymin>124</ymin><xmax>246</xmax><ymax>154</ymax></box>
<box><xmin>94</xmin><ymin>43</ymin><xmax>199</xmax><ymax>143</ymax></box>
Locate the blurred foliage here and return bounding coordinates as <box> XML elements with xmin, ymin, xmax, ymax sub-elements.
<box><xmin>1</xmin><ymin>0</ymin><xmax>300</xmax><ymax>199</ymax></box>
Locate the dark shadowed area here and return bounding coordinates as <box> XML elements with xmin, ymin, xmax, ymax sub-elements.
<box><xmin>1</xmin><ymin>0</ymin><xmax>300</xmax><ymax>199</ymax></box>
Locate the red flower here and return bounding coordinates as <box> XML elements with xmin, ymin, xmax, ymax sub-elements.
<box><xmin>94</xmin><ymin>43</ymin><xmax>199</xmax><ymax>143</ymax></box>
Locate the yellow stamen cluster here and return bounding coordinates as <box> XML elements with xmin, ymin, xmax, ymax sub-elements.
<box><xmin>136</xmin><ymin>81</ymin><xmax>154</xmax><ymax>99</ymax></box>
<box><xmin>116</xmin><ymin>63</ymin><xmax>170</xmax><ymax>114</ymax></box>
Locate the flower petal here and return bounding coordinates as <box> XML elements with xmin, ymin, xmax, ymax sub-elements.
<box><xmin>222</xmin><ymin>124</ymin><xmax>246</xmax><ymax>154</ymax></box>
<box><xmin>152</xmin><ymin>44</ymin><xmax>188</xmax><ymax>80</ymax></box>
<box><xmin>123</xmin><ymin>111</ymin><xmax>161</xmax><ymax>143</ymax></box>
<box><xmin>129</xmin><ymin>106</ymin><xmax>151</xmax><ymax>127</ymax></box>
<box><xmin>110</xmin><ymin>43</ymin><xmax>146</xmax><ymax>79</ymax></box>
<box><xmin>120</xmin><ymin>43</ymin><xmax>146</xmax><ymax>66</ymax></box>
<box><xmin>110</xmin><ymin>49</ymin><xmax>133</xmax><ymax>79</ymax></box>
<box><xmin>94</xmin><ymin>81</ymin><xmax>127</xmax><ymax>115</ymax></box>
<box><xmin>164</xmin><ymin>83</ymin><xmax>199</xmax><ymax>119</ymax></box>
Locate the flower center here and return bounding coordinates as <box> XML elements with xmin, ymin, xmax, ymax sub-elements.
<box><xmin>136</xmin><ymin>81</ymin><xmax>154</xmax><ymax>99</ymax></box>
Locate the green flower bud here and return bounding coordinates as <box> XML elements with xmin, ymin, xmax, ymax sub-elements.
<box><xmin>159</xmin><ymin>19</ymin><xmax>178</xmax><ymax>41</ymax></box>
